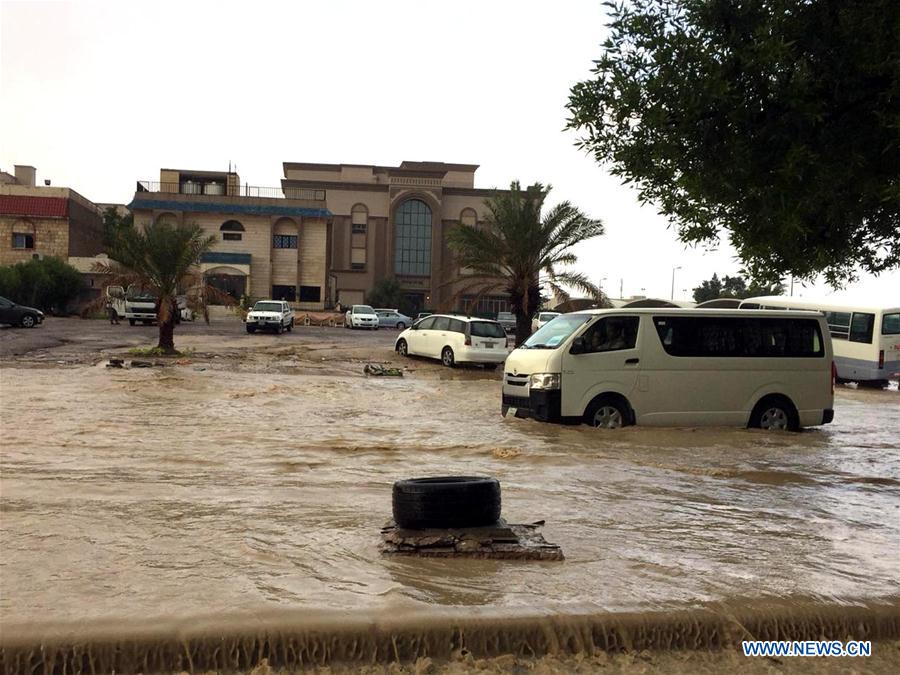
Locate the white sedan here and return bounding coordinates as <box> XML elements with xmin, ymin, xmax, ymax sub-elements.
<box><xmin>395</xmin><ymin>314</ymin><xmax>508</xmax><ymax>368</ymax></box>
<box><xmin>345</xmin><ymin>304</ymin><xmax>379</xmax><ymax>329</ymax></box>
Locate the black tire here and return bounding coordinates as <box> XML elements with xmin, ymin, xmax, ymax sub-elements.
<box><xmin>749</xmin><ymin>395</ymin><xmax>799</xmax><ymax>432</ymax></box>
<box><xmin>483</xmin><ymin>363</ymin><xmax>498</xmax><ymax>371</ymax></box>
<box><xmin>287</xmin><ymin>319</ymin><xmax>293</xmax><ymax>332</ymax></box>
<box><xmin>859</xmin><ymin>379</ymin><xmax>889</xmax><ymax>389</ymax></box>
<box><xmin>584</xmin><ymin>395</ymin><xmax>631</xmax><ymax>429</ymax></box>
<box><xmin>392</xmin><ymin>477</ymin><xmax>501</xmax><ymax>529</ymax></box>
<box><xmin>397</xmin><ymin>339</ymin><xmax>408</xmax><ymax>357</ymax></box>
<box><xmin>276</xmin><ymin>323</ymin><xmax>284</xmax><ymax>335</ymax></box>
<box><xmin>441</xmin><ymin>346</ymin><xmax>455</xmax><ymax>368</ymax></box>
<box><xmin>246</xmin><ymin>325</ymin><xmax>256</xmax><ymax>334</ymax></box>
<box><xmin>20</xmin><ymin>314</ymin><xmax>36</xmax><ymax>328</ymax></box>
<box><xmin>396</xmin><ymin>322</ymin><xmax>406</xmax><ymax>330</ymax></box>
<box><xmin>128</xmin><ymin>319</ymin><xmax>136</xmax><ymax>326</ymax></box>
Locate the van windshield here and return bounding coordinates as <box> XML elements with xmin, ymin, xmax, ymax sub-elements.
<box><xmin>523</xmin><ymin>314</ymin><xmax>591</xmax><ymax>349</ymax></box>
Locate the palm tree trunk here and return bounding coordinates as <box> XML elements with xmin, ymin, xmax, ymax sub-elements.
<box><xmin>515</xmin><ymin>312</ymin><xmax>531</xmax><ymax>346</ymax></box>
<box><xmin>156</xmin><ymin>297</ymin><xmax>177</xmax><ymax>353</ymax></box>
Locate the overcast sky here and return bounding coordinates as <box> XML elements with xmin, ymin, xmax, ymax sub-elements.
<box><xmin>1</xmin><ymin>0</ymin><xmax>897</xmax><ymax>303</ymax></box>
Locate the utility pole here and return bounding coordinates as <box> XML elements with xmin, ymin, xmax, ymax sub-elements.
<box><xmin>671</xmin><ymin>266</ymin><xmax>681</xmax><ymax>300</ymax></box>
<box><xmin>619</xmin><ymin>278</ymin><xmax>623</xmax><ymax>300</ymax></box>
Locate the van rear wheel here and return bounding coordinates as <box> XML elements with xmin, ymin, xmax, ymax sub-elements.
<box><xmin>585</xmin><ymin>396</ymin><xmax>630</xmax><ymax>429</ymax></box>
<box><xmin>750</xmin><ymin>395</ymin><xmax>799</xmax><ymax>432</ymax></box>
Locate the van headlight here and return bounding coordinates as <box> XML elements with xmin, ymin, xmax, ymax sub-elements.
<box><xmin>529</xmin><ymin>373</ymin><xmax>560</xmax><ymax>390</ymax></box>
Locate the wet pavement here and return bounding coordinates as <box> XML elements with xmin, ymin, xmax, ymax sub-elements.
<box><xmin>1</xmin><ymin>318</ymin><xmax>898</xmax><ymax>626</ymax></box>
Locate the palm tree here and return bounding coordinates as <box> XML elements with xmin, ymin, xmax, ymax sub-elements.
<box><xmin>96</xmin><ymin>220</ymin><xmax>217</xmax><ymax>353</ymax></box>
<box><xmin>447</xmin><ymin>181</ymin><xmax>605</xmax><ymax>344</ymax></box>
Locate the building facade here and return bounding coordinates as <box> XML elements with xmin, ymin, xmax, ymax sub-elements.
<box><xmin>0</xmin><ymin>165</ymin><xmax>103</xmax><ymax>267</ymax></box>
<box><xmin>281</xmin><ymin>160</ymin><xmax>511</xmax><ymax>316</ymax></box>
<box><xmin>130</xmin><ymin>169</ymin><xmax>332</xmax><ymax>310</ymax></box>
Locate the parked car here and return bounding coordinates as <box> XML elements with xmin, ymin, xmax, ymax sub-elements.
<box><xmin>496</xmin><ymin>311</ymin><xmax>517</xmax><ymax>333</ymax></box>
<box><xmin>395</xmin><ymin>314</ymin><xmax>508</xmax><ymax>368</ymax></box>
<box><xmin>345</xmin><ymin>304</ymin><xmax>379</xmax><ymax>330</ymax></box>
<box><xmin>0</xmin><ymin>296</ymin><xmax>44</xmax><ymax>328</ymax></box>
<box><xmin>245</xmin><ymin>300</ymin><xmax>294</xmax><ymax>334</ymax></box>
<box><xmin>376</xmin><ymin>308</ymin><xmax>412</xmax><ymax>329</ymax></box>
<box><xmin>531</xmin><ymin>311</ymin><xmax>561</xmax><ymax>333</ymax></box>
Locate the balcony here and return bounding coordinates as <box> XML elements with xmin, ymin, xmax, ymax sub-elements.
<box><xmin>136</xmin><ymin>181</ymin><xmax>325</xmax><ymax>201</ymax></box>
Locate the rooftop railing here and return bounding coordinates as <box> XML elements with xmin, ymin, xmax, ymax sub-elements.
<box><xmin>136</xmin><ymin>181</ymin><xmax>325</xmax><ymax>201</ymax></box>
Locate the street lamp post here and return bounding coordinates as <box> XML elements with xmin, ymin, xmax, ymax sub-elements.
<box><xmin>670</xmin><ymin>266</ymin><xmax>682</xmax><ymax>300</ymax></box>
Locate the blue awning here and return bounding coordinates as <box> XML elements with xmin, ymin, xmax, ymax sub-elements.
<box><xmin>129</xmin><ymin>198</ymin><xmax>331</xmax><ymax>219</ymax></box>
<box><xmin>201</xmin><ymin>252</ymin><xmax>252</xmax><ymax>265</ymax></box>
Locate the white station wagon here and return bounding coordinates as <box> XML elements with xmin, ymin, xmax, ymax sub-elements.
<box><xmin>395</xmin><ymin>314</ymin><xmax>509</xmax><ymax>368</ymax></box>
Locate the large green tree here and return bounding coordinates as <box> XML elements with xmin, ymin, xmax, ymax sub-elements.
<box><xmin>447</xmin><ymin>182</ymin><xmax>604</xmax><ymax>344</ymax></box>
<box><xmin>99</xmin><ymin>221</ymin><xmax>216</xmax><ymax>353</ymax></box>
<box><xmin>567</xmin><ymin>0</ymin><xmax>900</xmax><ymax>285</ymax></box>
<box><xmin>692</xmin><ymin>272</ymin><xmax>784</xmax><ymax>302</ymax></box>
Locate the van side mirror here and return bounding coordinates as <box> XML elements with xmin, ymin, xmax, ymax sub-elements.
<box><xmin>570</xmin><ymin>336</ymin><xmax>586</xmax><ymax>355</ymax></box>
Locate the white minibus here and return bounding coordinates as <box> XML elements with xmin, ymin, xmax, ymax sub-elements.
<box><xmin>740</xmin><ymin>297</ymin><xmax>900</xmax><ymax>387</ymax></box>
<box><xmin>502</xmin><ymin>309</ymin><xmax>834</xmax><ymax>431</ymax></box>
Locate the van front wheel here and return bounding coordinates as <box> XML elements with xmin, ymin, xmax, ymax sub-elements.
<box><xmin>585</xmin><ymin>396</ymin><xmax>631</xmax><ymax>429</ymax></box>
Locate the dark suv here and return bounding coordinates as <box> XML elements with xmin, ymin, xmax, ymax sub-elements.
<box><xmin>0</xmin><ymin>296</ymin><xmax>44</xmax><ymax>328</ymax></box>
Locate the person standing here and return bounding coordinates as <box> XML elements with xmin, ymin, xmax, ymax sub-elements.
<box><xmin>106</xmin><ymin>299</ymin><xmax>119</xmax><ymax>325</ymax></box>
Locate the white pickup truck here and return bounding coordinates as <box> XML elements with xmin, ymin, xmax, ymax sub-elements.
<box><xmin>245</xmin><ymin>300</ymin><xmax>294</xmax><ymax>334</ymax></box>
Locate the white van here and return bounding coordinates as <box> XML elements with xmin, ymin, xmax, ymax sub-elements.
<box><xmin>502</xmin><ymin>309</ymin><xmax>834</xmax><ymax>431</ymax></box>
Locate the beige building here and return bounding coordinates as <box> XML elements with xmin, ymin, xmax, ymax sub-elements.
<box><xmin>130</xmin><ymin>169</ymin><xmax>331</xmax><ymax>310</ymax></box>
<box><xmin>282</xmin><ymin>160</ymin><xmax>511</xmax><ymax>316</ymax></box>
<box><xmin>0</xmin><ymin>165</ymin><xmax>103</xmax><ymax>267</ymax></box>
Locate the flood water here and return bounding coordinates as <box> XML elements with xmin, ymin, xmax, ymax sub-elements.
<box><xmin>1</xmin><ymin>365</ymin><xmax>898</xmax><ymax>626</ymax></box>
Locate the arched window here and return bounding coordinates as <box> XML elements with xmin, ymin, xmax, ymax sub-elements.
<box><xmin>394</xmin><ymin>199</ymin><xmax>432</xmax><ymax>276</ymax></box>
<box><xmin>460</xmin><ymin>208</ymin><xmax>477</xmax><ymax>227</ymax></box>
<box><xmin>351</xmin><ymin>204</ymin><xmax>368</xmax><ymax>233</ymax></box>
<box><xmin>220</xmin><ymin>220</ymin><xmax>244</xmax><ymax>241</ymax></box>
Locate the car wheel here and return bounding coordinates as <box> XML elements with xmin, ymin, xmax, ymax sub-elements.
<box><xmin>441</xmin><ymin>347</ymin><xmax>455</xmax><ymax>368</ymax></box>
<box><xmin>246</xmin><ymin>326</ymin><xmax>256</xmax><ymax>334</ymax></box>
<box><xmin>750</xmin><ymin>395</ymin><xmax>799</xmax><ymax>431</ymax></box>
<box><xmin>374</xmin><ymin>326</ymin><xmax>379</xmax><ymax>331</ymax></box>
<box><xmin>20</xmin><ymin>314</ymin><xmax>36</xmax><ymax>328</ymax></box>
<box><xmin>585</xmin><ymin>396</ymin><xmax>631</xmax><ymax>429</ymax></box>
<box><xmin>396</xmin><ymin>322</ymin><xmax>406</xmax><ymax>330</ymax></box>
<box><xmin>128</xmin><ymin>319</ymin><xmax>136</xmax><ymax>326</ymax></box>
<box><xmin>276</xmin><ymin>323</ymin><xmax>284</xmax><ymax>335</ymax></box>
<box><xmin>287</xmin><ymin>319</ymin><xmax>293</xmax><ymax>332</ymax></box>
<box><xmin>397</xmin><ymin>339</ymin><xmax>408</xmax><ymax>357</ymax></box>
<box><xmin>392</xmin><ymin>477</ymin><xmax>501</xmax><ymax>529</ymax></box>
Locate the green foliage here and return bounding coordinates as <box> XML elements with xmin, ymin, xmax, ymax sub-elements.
<box><xmin>366</xmin><ymin>277</ymin><xmax>404</xmax><ymax>310</ymax></box>
<box><xmin>693</xmin><ymin>273</ymin><xmax>785</xmax><ymax>303</ymax></box>
<box><xmin>0</xmin><ymin>257</ymin><xmax>84</xmax><ymax>313</ymax></box>
<box><xmin>102</xmin><ymin>206</ymin><xmax>133</xmax><ymax>249</ymax></box>
<box><xmin>567</xmin><ymin>0</ymin><xmax>900</xmax><ymax>284</ymax></box>
<box><xmin>104</xmin><ymin>220</ymin><xmax>215</xmax><ymax>352</ymax></box>
<box><xmin>447</xmin><ymin>182</ymin><xmax>604</xmax><ymax>343</ymax></box>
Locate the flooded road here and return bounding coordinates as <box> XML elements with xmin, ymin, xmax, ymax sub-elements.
<box><xmin>2</xmin><ymin>360</ymin><xmax>898</xmax><ymax>626</ymax></box>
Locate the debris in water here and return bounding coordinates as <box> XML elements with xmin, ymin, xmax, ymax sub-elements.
<box><xmin>364</xmin><ymin>364</ymin><xmax>403</xmax><ymax>377</ymax></box>
<box><xmin>106</xmin><ymin>358</ymin><xmax>124</xmax><ymax>368</ymax></box>
<box><xmin>491</xmin><ymin>446</ymin><xmax>521</xmax><ymax>459</ymax></box>
<box><xmin>130</xmin><ymin>360</ymin><xmax>153</xmax><ymax>368</ymax></box>
<box><xmin>380</xmin><ymin>518</ymin><xmax>563</xmax><ymax>560</ymax></box>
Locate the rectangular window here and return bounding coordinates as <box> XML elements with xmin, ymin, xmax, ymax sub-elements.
<box><xmin>299</xmin><ymin>286</ymin><xmax>321</xmax><ymax>302</ymax></box>
<box><xmin>849</xmin><ymin>312</ymin><xmax>875</xmax><ymax>343</ymax></box>
<box><xmin>351</xmin><ymin>262</ymin><xmax>365</xmax><ymax>271</ymax></box>
<box><xmin>653</xmin><ymin>316</ymin><xmax>824</xmax><ymax>358</ymax></box>
<box><xmin>883</xmin><ymin>313</ymin><xmax>900</xmax><ymax>335</ymax></box>
<box><xmin>432</xmin><ymin>316</ymin><xmax>451</xmax><ymax>331</ymax></box>
<box><xmin>271</xmin><ymin>285</ymin><xmax>296</xmax><ymax>301</ymax></box>
<box><xmin>273</xmin><ymin>234</ymin><xmax>298</xmax><ymax>249</ymax></box>
<box><xmin>470</xmin><ymin>321</ymin><xmax>506</xmax><ymax>338</ymax></box>
<box><xmin>352</xmin><ymin>222</ymin><xmax>367</xmax><ymax>233</ymax></box>
<box><xmin>222</xmin><ymin>232</ymin><xmax>242</xmax><ymax>241</ymax></box>
<box><xmin>12</xmin><ymin>233</ymin><xmax>34</xmax><ymax>249</ymax></box>
<box><xmin>449</xmin><ymin>318</ymin><xmax>466</xmax><ymax>333</ymax></box>
<box><xmin>582</xmin><ymin>316</ymin><xmax>640</xmax><ymax>352</ymax></box>
<box><xmin>460</xmin><ymin>295</ymin><xmax>511</xmax><ymax>318</ymax></box>
<box><xmin>824</xmin><ymin>311</ymin><xmax>851</xmax><ymax>340</ymax></box>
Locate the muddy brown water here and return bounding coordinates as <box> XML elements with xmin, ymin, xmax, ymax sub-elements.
<box><xmin>2</xmin><ymin>363</ymin><xmax>898</xmax><ymax>624</ymax></box>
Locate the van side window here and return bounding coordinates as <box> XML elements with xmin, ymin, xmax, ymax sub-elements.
<box><xmin>849</xmin><ymin>312</ymin><xmax>875</xmax><ymax>343</ymax></box>
<box><xmin>653</xmin><ymin>317</ymin><xmax>824</xmax><ymax>357</ymax></box>
<box><xmin>582</xmin><ymin>317</ymin><xmax>639</xmax><ymax>353</ymax></box>
<box><xmin>432</xmin><ymin>316</ymin><xmax>451</xmax><ymax>331</ymax></box>
<box><xmin>824</xmin><ymin>311</ymin><xmax>851</xmax><ymax>340</ymax></box>
<box><xmin>448</xmin><ymin>318</ymin><xmax>465</xmax><ymax>333</ymax></box>
<box><xmin>417</xmin><ymin>317</ymin><xmax>437</xmax><ymax>330</ymax></box>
